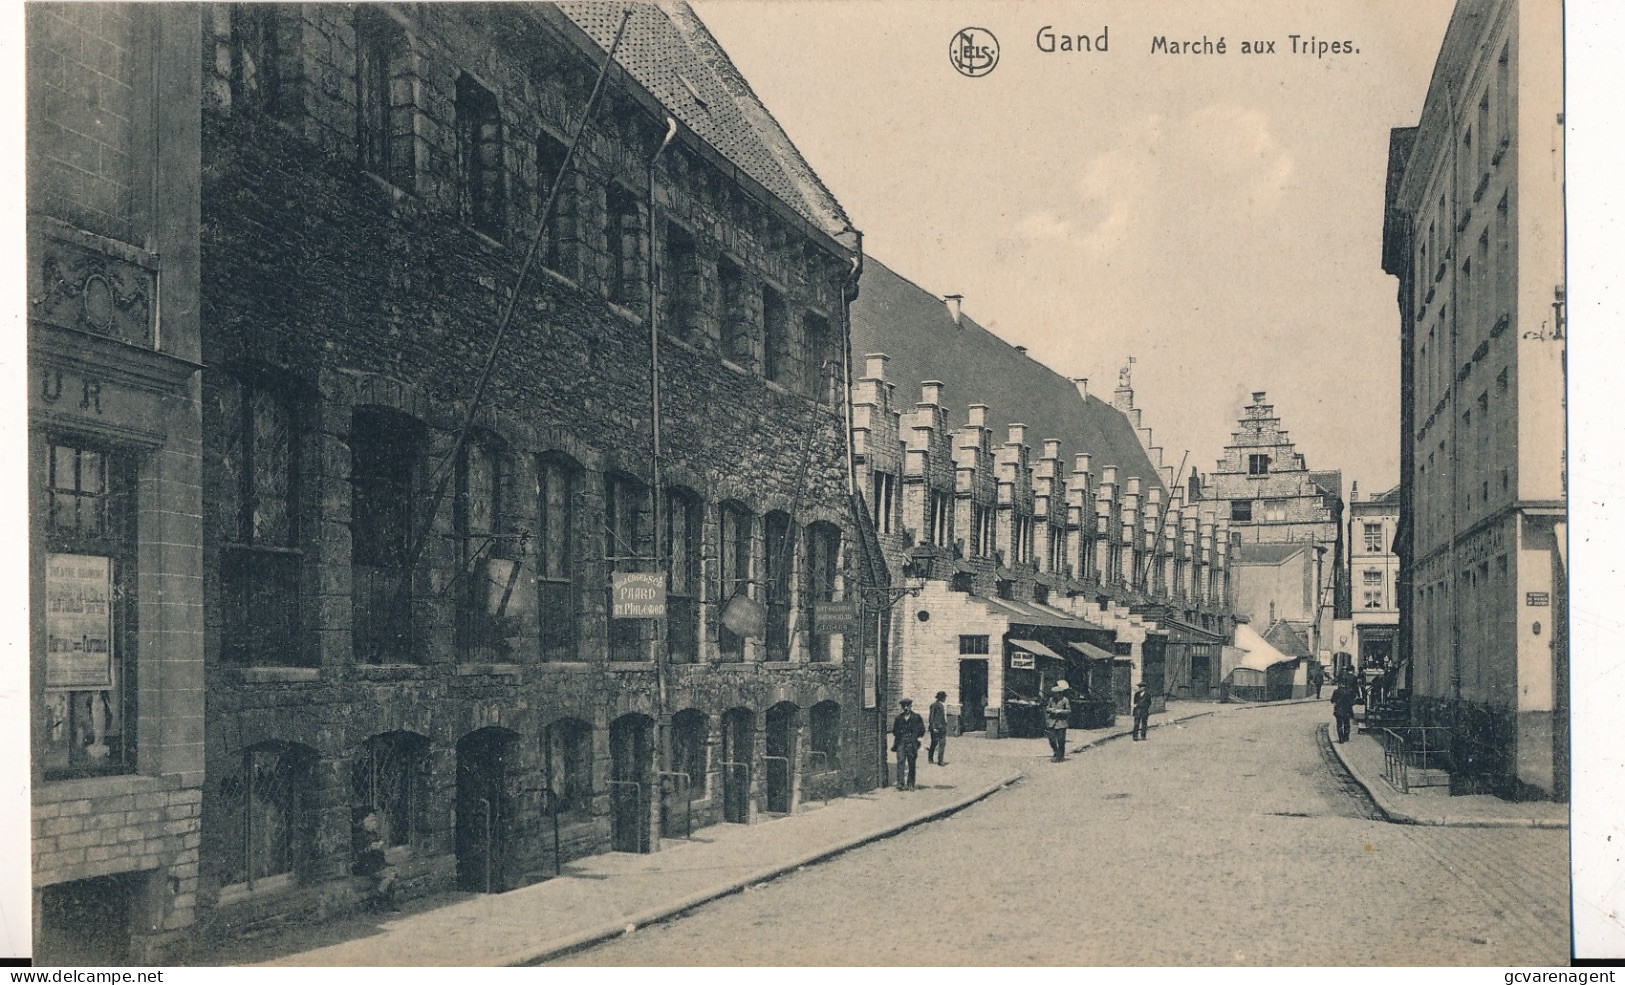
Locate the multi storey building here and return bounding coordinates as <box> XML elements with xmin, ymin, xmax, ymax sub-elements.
<box><xmin>1381</xmin><ymin>0</ymin><xmax>1566</xmax><ymax>798</ymax></box>
<box><xmin>851</xmin><ymin>260</ymin><xmax>1235</xmax><ymax>739</ymax></box>
<box><xmin>27</xmin><ymin>5</ymin><xmax>206</xmax><ymax>963</ymax></box>
<box><xmin>1346</xmin><ymin>484</ymin><xmax>1401</xmax><ymax>678</ymax></box>
<box><xmin>1211</xmin><ymin>392</ymin><xmax>1347</xmax><ymax>669</ymax></box>
<box><xmin>31</xmin><ymin>2</ymin><xmax>880</xmax><ymax>954</ymax></box>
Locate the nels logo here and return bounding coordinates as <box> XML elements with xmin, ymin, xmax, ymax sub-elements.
<box><xmin>949</xmin><ymin>27</ymin><xmax>999</xmax><ymax>77</ymax></box>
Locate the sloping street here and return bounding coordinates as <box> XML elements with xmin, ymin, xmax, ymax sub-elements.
<box><xmin>554</xmin><ymin>702</ymin><xmax>1569</xmax><ymax>966</ymax></box>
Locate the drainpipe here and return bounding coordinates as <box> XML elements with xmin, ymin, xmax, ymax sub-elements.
<box><xmin>648</xmin><ymin>113</ymin><xmax>677</xmax><ymax>842</ymax></box>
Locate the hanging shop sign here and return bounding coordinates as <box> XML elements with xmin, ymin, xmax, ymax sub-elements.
<box><xmin>612</xmin><ymin>571</ymin><xmax>666</xmax><ymax>619</ymax></box>
<box><xmin>45</xmin><ymin>553</ymin><xmax>114</xmax><ymax>689</ymax></box>
<box><xmin>813</xmin><ymin>601</ymin><xmax>859</xmax><ymax>636</ymax></box>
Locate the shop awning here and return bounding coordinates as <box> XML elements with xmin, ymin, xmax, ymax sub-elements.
<box><xmin>1067</xmin><ymin>640</ymin><xmax>1117</xmax><ymax>662</ymax></box>
<box><xmin>1008</xmin><ymin>638</ymin><xmax>1062</xmax><ymax>660</ymax></box>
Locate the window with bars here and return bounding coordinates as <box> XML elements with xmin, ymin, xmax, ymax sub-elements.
<box><xmin>959</xmin><ymin>635</ymin><xmax>989</xmax><ymax>655</ymax></box>
<box><xmin>231</xmin><ymin>4</ymin><xmax>281</xmax><ymax>112</ymax></box>
<box><xmin>455</xmin><ymin>74</ymin><xmax>504</xmax><ymax>238</ymax></box>
<box><xmin>762</xmin><ymin>286</ymin><xmax>789</xmax><ymax>385</ymax></box>
<box><xmin>351</xmin><ymin>408</ymin><xmax>424</xmax><ymax>664</ymax></box>
<box><xmin>41</xmin><ymin>440</ymin><xmax>136</xmax><ymax>779</ymax></box>
<box><xmin>718</xmin><ymin>503</ymin><xmax>753</xmax><ymax>662</ymax></box>
<box><xmin>927</xmin><ymin>489</ymin><xmax>952</xmax><ymax>548</ymax></box>
<box><xmin>805</xmin><ymin>522</ymin><xmax>840</xmax><ymax>663</ymax></box>
<box><xmin>542</xmin><ymin>719</ymin><xmax>593</xmax><ymax>818</ymax></box>
<box><xmin>605</xmin><ymin>474</ymin><xmax>650</xmax><ymax>661</ymax></box>
<box><xmin>537</xmin><ymin>456</ymin><xmax>577</xmax><ymax>662</ymax></box>
<box><xmin>352</xmin><ymin>732</ymin><xmax>427</xmax><ymax>849</ymax></box>
<box><xmin>356</xmin><ymin>9</ymin><xmax>414</xmax><ymax>189</ymax></box>
<box><xmin>217</xmin><ymin>742</ymin><xmax>315</xmax><ymax>888</ymax></box>
<box><xmin>213</xmin><ymin>375</ymin><xmax>303</xmax><ymax>665</ymax></box>
<box><xmin>763</xmin><ymin>511</ymin><xmax>793</xmax><ymax>661</ymax></box>
<box><xmin>665</xmin><ymin>489</ymin><xmax>701</xmax><ymax>664</ymax></box>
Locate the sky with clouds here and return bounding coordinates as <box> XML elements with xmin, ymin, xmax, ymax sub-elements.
<box><xmin>693</xmin><ymin>0</ymin><xmax>1458</xmax><ymax>499</ymax></box>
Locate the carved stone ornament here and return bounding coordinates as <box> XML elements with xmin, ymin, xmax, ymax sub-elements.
<box><xmin>32</xmin><ymin>234</ymin><xmax>155</xmax><ymax>347</ymax></box>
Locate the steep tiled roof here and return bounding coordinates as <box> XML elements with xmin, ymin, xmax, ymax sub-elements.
<box><xmin>1263</xmin><ymin>619</ymin><xmax>1313</xmax><ymax>659</ymax></box>
<box><xmin>1308</xmin><ymin>470</ymin><xmax>1344</xmax><ymax>511</ymax></box>
<box><xmin>850</xmin><ymin>258</ymin><xmax>1166</xmax><ymax>496</ymax></box>
<box><xmin>555</xmin><ymin>2</ymin><xmax>851</xmax><ymax>242</ymax></box>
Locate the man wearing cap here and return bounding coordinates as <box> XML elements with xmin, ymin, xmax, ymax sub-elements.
<box><xmin>927</xmin><ymin>691</ymin><xmax>950</xmax><ymax>766</ymax></box>
<box><xmin>891</xmin><ymin>698</ymin><xmax>926</xmax><ymax>790</ymax></box>
<box><xmin>1044</xmin><ymin>681</ymin><xmax>1072</xmax><ymax>762</ymax></box>
<box><xmin>1132</xmin><ymin>681</ymin><xmax>1151</xmax><ymax>740</ymax></box>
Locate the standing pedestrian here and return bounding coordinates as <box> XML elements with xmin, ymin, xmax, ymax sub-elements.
<box><xmin>928</xmin><ymin>691</ymin><xmax>949</xmax><ymax>765</ymax></box>
<box><xmin>1131</xmin><ymin>681</ymin><xmax>1151</xmax><ymax>741</ymax></box>
<box><xmin>892</xmin><ymin>698</ymin><xmax>925</xmax><ymax>790</ymax></box>
<box><xmin>1044</xmin><ymin>681</ymin><xmax>1072</xmax><ymax>762</ymax></box>
<box><xmin>351</xmin><ymin>808</ymin><xmax>398</xmax><ymax>910</ymax></box>
<box><xmin>1331</xmin><ymin>681</ymin><xmax>1356</xmax><ymax>742</ymax></box>
<box><xmin>1311</xmin><ymin>663</ymin><xmax>1325</xmax><ymax>699</ymax></box>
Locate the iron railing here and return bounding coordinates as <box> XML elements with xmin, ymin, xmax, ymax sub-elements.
<box><xmin>1380</xmin><ymin>726</ymin><xmax>1451</xmax><ymax>793</ymax></box>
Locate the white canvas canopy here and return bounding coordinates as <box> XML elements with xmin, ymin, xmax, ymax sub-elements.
<box><xmin>1221</xmin><ymin>622</ymin><xmax>1297</xmax><ymax>680</ymax></box>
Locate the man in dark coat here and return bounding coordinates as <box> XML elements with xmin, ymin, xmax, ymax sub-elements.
<box><xmin>1131</xmin><ymin>681</ymin><xmax>1151</xmax><ymax>741</ymax></box>
<box><xmin>891</xmin><ymin>698</ymin><xmax>926</xmax><ymax>790</ymax></box>
<box><xmin>1331</xmin><ymin>682</ymin><xmax>1356</xmax><ymax>742</ymax></box>
<box><xmin>1044</xmin><ymin>682</ymin><xmax>1072</xmax><ymax>762</ymax></box>
<box><xmin>927</xmin><ymin>691</ymin><xmax>949</xmax><ymax>766</ymax></box>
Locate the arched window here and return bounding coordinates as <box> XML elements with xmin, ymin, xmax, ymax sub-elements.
<box><xmin>670</xmin><ymin>709</ymin><xmax>708</xmax><ymax>797</ymax></box>
<box><xmin>605</xmin><ymin>473</ymin><xmax>650</xmax><ymax>661</ymax></box>
<box><xmin>352</xmin><ymin>731</ymin><xmax>428</xmax><ymax>848</ymax></box>
<box><xmin>457</xmin><ymin>432</ymin><xmax>513</xmax><ymax>653</ymax></box>
<box><xmin>218</xmin><ymin>742</ymin><xmax>316</xmax><ymax>888</ymax></box>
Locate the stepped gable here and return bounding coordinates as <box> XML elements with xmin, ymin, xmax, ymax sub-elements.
<box><xmin>555</xmin><ymin>2</ymin><xmax>851</xmax><ymax>241</ymax></box>
<box><xmin>850</xmin><ymin>257</ymin><xmax>1165</xmax><ymax>496</ymax></box>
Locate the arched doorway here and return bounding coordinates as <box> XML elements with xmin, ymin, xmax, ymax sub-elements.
<box><xmin>720</xmin><ymin>708</ymin><xmax>753</xmax><ymax>824</ymax></box>
<box><xmin>456</xmin><ymin>727</ymin><xmax>516</xmax><ymax>893</ymax></box>
<box><xmin>764</xmin><ymin>701</ymin><xmax>799</xmax><ymax>814</ymax></box>
<box><xmin>609</xmin><ymin>714</ymin><xmax>654</xmax><ymax>853</ymax></box>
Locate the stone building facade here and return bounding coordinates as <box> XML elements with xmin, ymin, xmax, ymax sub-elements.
<box><xmin>1346</xmin><ymin>484</ymin><xmax>1401</xmax><ymax>678</ymax></box>
<box><xmin>1211</xmin><ymin>391</ymin><xmax>1347</xmax><ymax>662</ymax></box>
<box><xmin>27</xmin><ymin>5</ymin><xmax>206</xmax><ymax>964</ymax></box>
<box><xmin>33</xmin><ymin>1</ymin><xmax>879</xmax><ymax>953</ymax></box>
<box><xmin>850</xmin><ymin>261</ymin><xmax>1235</xmax><ymax>739</ymax></box>
<box><xmin>1381</xmin><ymin>0</ymin><xmax>1566</xmax><ymax>799</ymax></box>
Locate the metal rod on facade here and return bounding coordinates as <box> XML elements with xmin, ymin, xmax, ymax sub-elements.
<box><xmin>648</xmin><ymin>113</ymin><xmax>678</xmax><ymax>810</ymax></box>
<box><xmin>1137</xmin><ymin>449</ymin><xmax>1188</xmax><ymax>590</ymax></box>
<box><xmin>401</xmin><ymin>8</ymin><xmax>632</xmax><ymax>577</ymax></box>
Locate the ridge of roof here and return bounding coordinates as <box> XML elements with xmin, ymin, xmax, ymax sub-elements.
<box><xmin>850</xmin><ymin>256</ymin><xmax>1167</xmax><ymax>496</ymax></box>
<box><xmin>553</xmin><ymin>2</ymin><xmax>852</xmax><ymax>242</ymax></box>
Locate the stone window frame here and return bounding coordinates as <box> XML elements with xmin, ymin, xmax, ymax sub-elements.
<box><xmin>804</xmin><ymin>521</ymin><xmax>842</xmax><ymax>664</ymax></box>
<box><xmin>1247</xmin><ymin>453</ymin><xmax>1270</xmax><ymax>476</ymax></box>
<box><xmin>604</xmin><ymin>472</ymin><xmax>652</xmax><ymax>662</ymax></box>
<box><xmin>455</xmin><ymin>72</ymin><xmax>506</xmax><ymax>240</ymax></box>
<box><xmin>351</xmin><ymin>731</ymin><xmax>430</xmax><ymax>851</ymax></box>
<box><xmin>801</xmin><ymin>310</ymin><xmax>835</xmax><ymax>402</ymax></box>
<box><xmin>454</xmin><ymin>429</ymin><xmax>516</xmax><ymax>655</ymax></box>
<box><xmin>717</xmin><ymin>501</ymin><xmax>755</xmax><ymax>663</ymax></box>
<box><xmin>215</xmin><ymin>741</ymin><xmax>319</xmax><ymax>896</ymax></box>
<box><xmin>603</xmin><ymin>181</ymin><xmax>646</xmax><ymax>309</ymax></box>
<box><xmin>536</xmin><ymin>453</ymin><xmax>580</xmax><ymax>663</ymax></box>
<box><xmin>40</xmin><ymin>436</ymin><xmax>139</xmax><ymax>780</ymax></box>
<box><xmin>959</xmin><ymin>634</ymin><xmax>990</xmax><ymax>655</ymax></box>
<box><xmin>870</xmin><ymin>470</ymin><xmax>897</xmax><ymax>536</ymax></box>
<box><xmin>350</xmin><ymin>406</ymin><xmax>428</xmax><ymax>665</ymax></box>
<box><xmin>211</xmin><ymin>369</ymin><xmax>310</xmax><ymax>668</ymax></box>
<box><xmin>355</xmin><ymin>7</ymin><xmax>418</xmax><ymax>192</ymax></box>
<box><xmin>662</xmin><ymin>220</ymin><xmax>703</xmax><ymax>342</ymax></box>
<box><xmin>664</xmin><ymin>486</ymin><xmax>703</xmax><ymax>665</ymax></box>
<box><xmin>534</xmin><ymin>127</ymin><xmax>574</xmax><ymax>276</ymax></box>
<box><xmin>1230</xmin><ymin>499</ymin><xmax>1253</xmax><ymax>523</ymax></box>
<box><xmin>761</xmin><ymin>510</ymin><xmax>795</xmax><ymax>662</ymax></box>
<box><xmin>760</xmin><ymin>284</ymin><xmax>791</xmax><ymax>386</ymax></box>
<box><xmin>1364</xmin><ymin>522</ymin><xmax>1385</xmax><ymax>553</ymax></box>
<box><xmin>716</xmin><ymin>255</ymin><xmax>755</xmax><ymax>369</ymax></box>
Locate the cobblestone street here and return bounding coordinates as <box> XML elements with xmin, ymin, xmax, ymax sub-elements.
<box><xmin>554</xmin><ymin>702</ymin><xmax>1569</xmax><ymax>966</ymax></box>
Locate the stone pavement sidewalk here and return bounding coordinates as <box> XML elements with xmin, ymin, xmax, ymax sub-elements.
<box><xmin>1329</xmin><ymin>725</ymin><xmax>1568</xmax><ymax>829</ymax></box>
<box><xmin>194</xmin><ymin>697</ymin><xmax>1307</xmax><ymax>968</ymax></box>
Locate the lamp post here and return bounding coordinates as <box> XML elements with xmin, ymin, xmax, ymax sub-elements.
<box><xmin>857</xmin><ymin>551</ymin><xmax>934</xmax><ymax>787</ymax></box>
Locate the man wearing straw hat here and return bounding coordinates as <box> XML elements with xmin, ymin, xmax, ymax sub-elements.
<box><xmin>1044</xmin><ymin>681</ymin><xmax>1072</xmax><ymax>762</ymax></box>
